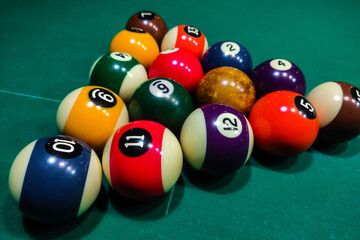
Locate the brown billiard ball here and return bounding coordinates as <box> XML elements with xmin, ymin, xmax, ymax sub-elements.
<box><xmin>125</xmin><ymin>11</ymin><xmax>167</xmax><ymax>48</ymax></box>
<box><xmin>306</xmin><ymin>81</ymin><xmax>360</xmax><ymax>143</ymax></box>
<box><xmin>195</xmin><ymin>67</ymin><xmax>256</xmax><ymax>115</ymax></box>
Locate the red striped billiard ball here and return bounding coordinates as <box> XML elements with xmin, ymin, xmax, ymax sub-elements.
<box><xmin>306</xmin><ymin>81</ymin><xmax>360</xmax><ymax>143</ymax></box>
<box><xmin>161</xmin><ymin>25</ymin><xmax>208</xmax><ymax>60</ymax></box>
<box><xmin>102</xmin><ymin>120</ymin><xmax>183</xmax><ymax>200</ymax></box>
<box><xmin>248</xmin><ymin>91</ymin><xmax>319</xmax><ymax>158</ymax></box>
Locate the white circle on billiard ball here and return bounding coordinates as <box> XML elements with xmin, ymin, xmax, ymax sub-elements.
<box><xmin>220</xmin><ymin>41</ymin><xmax>240</xmax><ymax>55</ymax></box>
<box><xmin>110</xmin><ymin>52</ymin><xmax>133</xmax><ymax>61</ymax></box>
<box><xmin>161</xmin><ymin>48</ymin><xmax>179</xmax><ymax>54</ymax></box>
<box><xmin>270</xmin><ymin>59</ymin><xmax>292</xmax><ymax>71</ymax></box>
<box><xmin>149</xmin><ymin>79</ymin><xmax>174</xmax><ymax>98</ymax></box>
<box><xmin>216</xmin><ymin>113</ymin><xmax>242</xmax><ymax>138</ymax></box>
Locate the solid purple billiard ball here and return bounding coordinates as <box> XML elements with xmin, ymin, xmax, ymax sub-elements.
<box><xmin>250</xmin><ymin>59</ymin><xmax>306</xmax><ymax>99</ymax></box>
<box><xmin>180</xmin><ymin>104</ymin><xmax>254</xmax><ymax>175</ymax></box>
<box><xmin>201</xmin><ymin>40</ymin><xmax>253</xmax><ymax>75</ymax></box>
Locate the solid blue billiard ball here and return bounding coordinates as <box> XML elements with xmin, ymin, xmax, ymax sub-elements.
<box><xmin>8</xmin><ymin>135</ymin><xmax>102</xmax><ymax>222</ymax></box>
<box><xmin>201</xmin><ymin>40</ymin><xmax>252</xmax><ymax>75</ymax></box>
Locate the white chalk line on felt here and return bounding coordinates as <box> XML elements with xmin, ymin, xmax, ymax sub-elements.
<box><xmin>0</xmin><ymin>89</ymin><xmax>61</xmax><ymax>103</ymax></box>
<box><xmin>165</xmin><ymin>186</ymin><xmax>176</xmax><ymax>216</ymax></box>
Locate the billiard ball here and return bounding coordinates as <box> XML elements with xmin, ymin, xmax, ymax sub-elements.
<box><xmin>57</xmin><ymin>86</ymin><xmax>129</xmax><ymax>153</ymax></box>
<box><xmin>195</xmin><ymin>67</ymin><xmax>256</xmax><ymax>115</ymax></box>
<box><xmin>109</xmin><ymin>28</ymin><xmax>159</xmax><ymax>68</ymax></box>
<box><xmin>128</xmin><ymin>77</ymin><xmax>193</xmax><ymax>135</ymax></box>
<box><xmin>8</xmin><ymin>135</ymin><xmax>102</xmax><ymax>222</ymax></box>
<box><xmin>148</xmin><ymin>48</ymin><xmax>203</xmax><ymax>92</ymax></box>
<box><xmin>89</xmin><ymin>52</ymin><xmax>148</xmax><ymax>103</ymax></box>
<box><xmin>201</xmin><ymin>40</ymin><xmax>253</xmax><ymax>75</ymax></box>
<box><xmin>248</xmin><ymin>91</ymin><xmax>319</xmax><ymax>158</ymax></box>
<box><xmin>180</xmin><ymin>104</ymin><xmax>253</xmax><ymax>175</ymax></box>
<box><xmin>250</xmin><ymin>59</ymin><xmax>306</xmax><ymax>99</ymax></box>
<box><xmin>102</xmin><ymin>120</ymin><xmax>183</xmax><ymax>200</ymax></box>
<box><xmin>125</xmin><ymin>10</ymin><xmax>167</xmax><ymax>48</ymax></box>
<box><xmin>306</xmin><ymin>81</ymin><xmax>360</xmax><ymax>143</ymax></box>
<box><xmin>161</xmin><ymin>25</ymin><xmax>208</xmax><ymax>59</ymax></box>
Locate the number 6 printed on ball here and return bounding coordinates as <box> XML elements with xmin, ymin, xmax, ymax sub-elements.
<box><xmin>57</xmin><ymin>86</ymin><xmax>129</xmax><ymax>153</ymax></box>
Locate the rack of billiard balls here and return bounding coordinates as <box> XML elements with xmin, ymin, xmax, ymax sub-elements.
<box><xmin>8</xmin><ymin>10</ymin><xmax>360</xmax><ymax>223</ymax></box>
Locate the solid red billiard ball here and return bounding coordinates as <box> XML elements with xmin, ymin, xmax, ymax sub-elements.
<box><xmin>148</xmin><ymin>48</ymin><xmax>203</xmax><ymax>92</ymax></box>
<box><xmin>57</xmin><ymin>86</ymin><xmax>129</xmax><ymax>153</ymax></box>
<box><xmin>102</xmin><ymin>120</ymin><xmax>183</xmax><ymax>200</ymax></box>
<box><xmin>248</xmin><ymin>91</ymin><xmax>319</xmax><ymax>158</ymax></box>
<box><xmin>306</xmin><ymin>81</ymin><xmax>360</xmax><ymax>143</ymax></box>
<box><xmin>125</xmin><ymin>10</ymin><xmax>167</xmax><ymax>48</ymax></box>
<box><xmin>8</xmin><ymin>135</ymin><xmax>102</xmax><ymax>222</ymax></box>
<box><xmin>109</xmin><ymin>28</ymin><xmax>159</xmax><ymax>69</ymax></box>
<box><xmin>161</xmin><ymin>25</ymin><xmax>208</xmax><ymax>59</ymax></box>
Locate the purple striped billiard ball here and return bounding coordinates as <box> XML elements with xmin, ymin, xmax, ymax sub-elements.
<box><xmin>180</xmin><ymin>104</ymin><xmax>254</xmax><ymax>175</ymax></box>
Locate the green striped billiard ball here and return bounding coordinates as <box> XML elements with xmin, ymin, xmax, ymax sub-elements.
<box><xmin>128</xmin><ymin>78</ymin><xmax>194</xmax><ymax>135</ymax></box>
<box><xmin>89</xmin><ymin>52</ymin><xmax>148</xmax><ymax>103</ymax></box>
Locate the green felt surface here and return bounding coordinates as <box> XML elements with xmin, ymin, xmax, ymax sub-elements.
<box><xmin>1</xmin><ymin>0</ymin><xmax>359</xmax><ymax>239</ymax></box>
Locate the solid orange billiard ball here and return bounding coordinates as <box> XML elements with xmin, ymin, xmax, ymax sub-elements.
<box><xmin>109</xmin><ymin>28</ymin><xmax>159</xmax><ymax>68</ymax></box>
<box><xmin>248</xmin><ymin>91</ymin><xmax>319</xmax><ymax>158</ymax></box>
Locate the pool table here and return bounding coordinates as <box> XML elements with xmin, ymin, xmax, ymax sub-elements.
<box><xmin>1</xmin><ymin>0</ymin><xmax>359</xmax><ymax>239</ymax></box>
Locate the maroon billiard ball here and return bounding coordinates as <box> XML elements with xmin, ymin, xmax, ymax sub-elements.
<box><xmin>306</xmin><ymin>81</ymin><xmax>360</xmax><ymax>143</ymax></box>
<box><xmin>148</xmin><ymin>48</ymin><xmax>203</xmax><ymax>93</ymax></box>
<box><xmin>125</xmin><ymin>11</ymin><xmax>167</xmax><ymax>48</ymax></box>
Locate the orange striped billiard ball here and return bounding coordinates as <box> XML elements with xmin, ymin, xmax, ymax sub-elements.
<box><xmin>57</xmin><ymin>86</ymin><xmax>129</xmax><ymax>153</ymax></box>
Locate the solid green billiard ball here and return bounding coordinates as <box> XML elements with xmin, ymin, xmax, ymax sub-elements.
<box><xmin>128</xmin><ymin>78</ymin><xmax>194</xmax><ymax>135</ymax></box>
<box><xmin>89</xmin><ymin>52</ymin><xmax>148</xmax><ymax>103</ymax></box>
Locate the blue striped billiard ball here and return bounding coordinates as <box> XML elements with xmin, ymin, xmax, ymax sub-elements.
<box><xmin>8</xmin><ymin>135</ymin><xmax>102</xmax><ymax>222</ymax></box>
